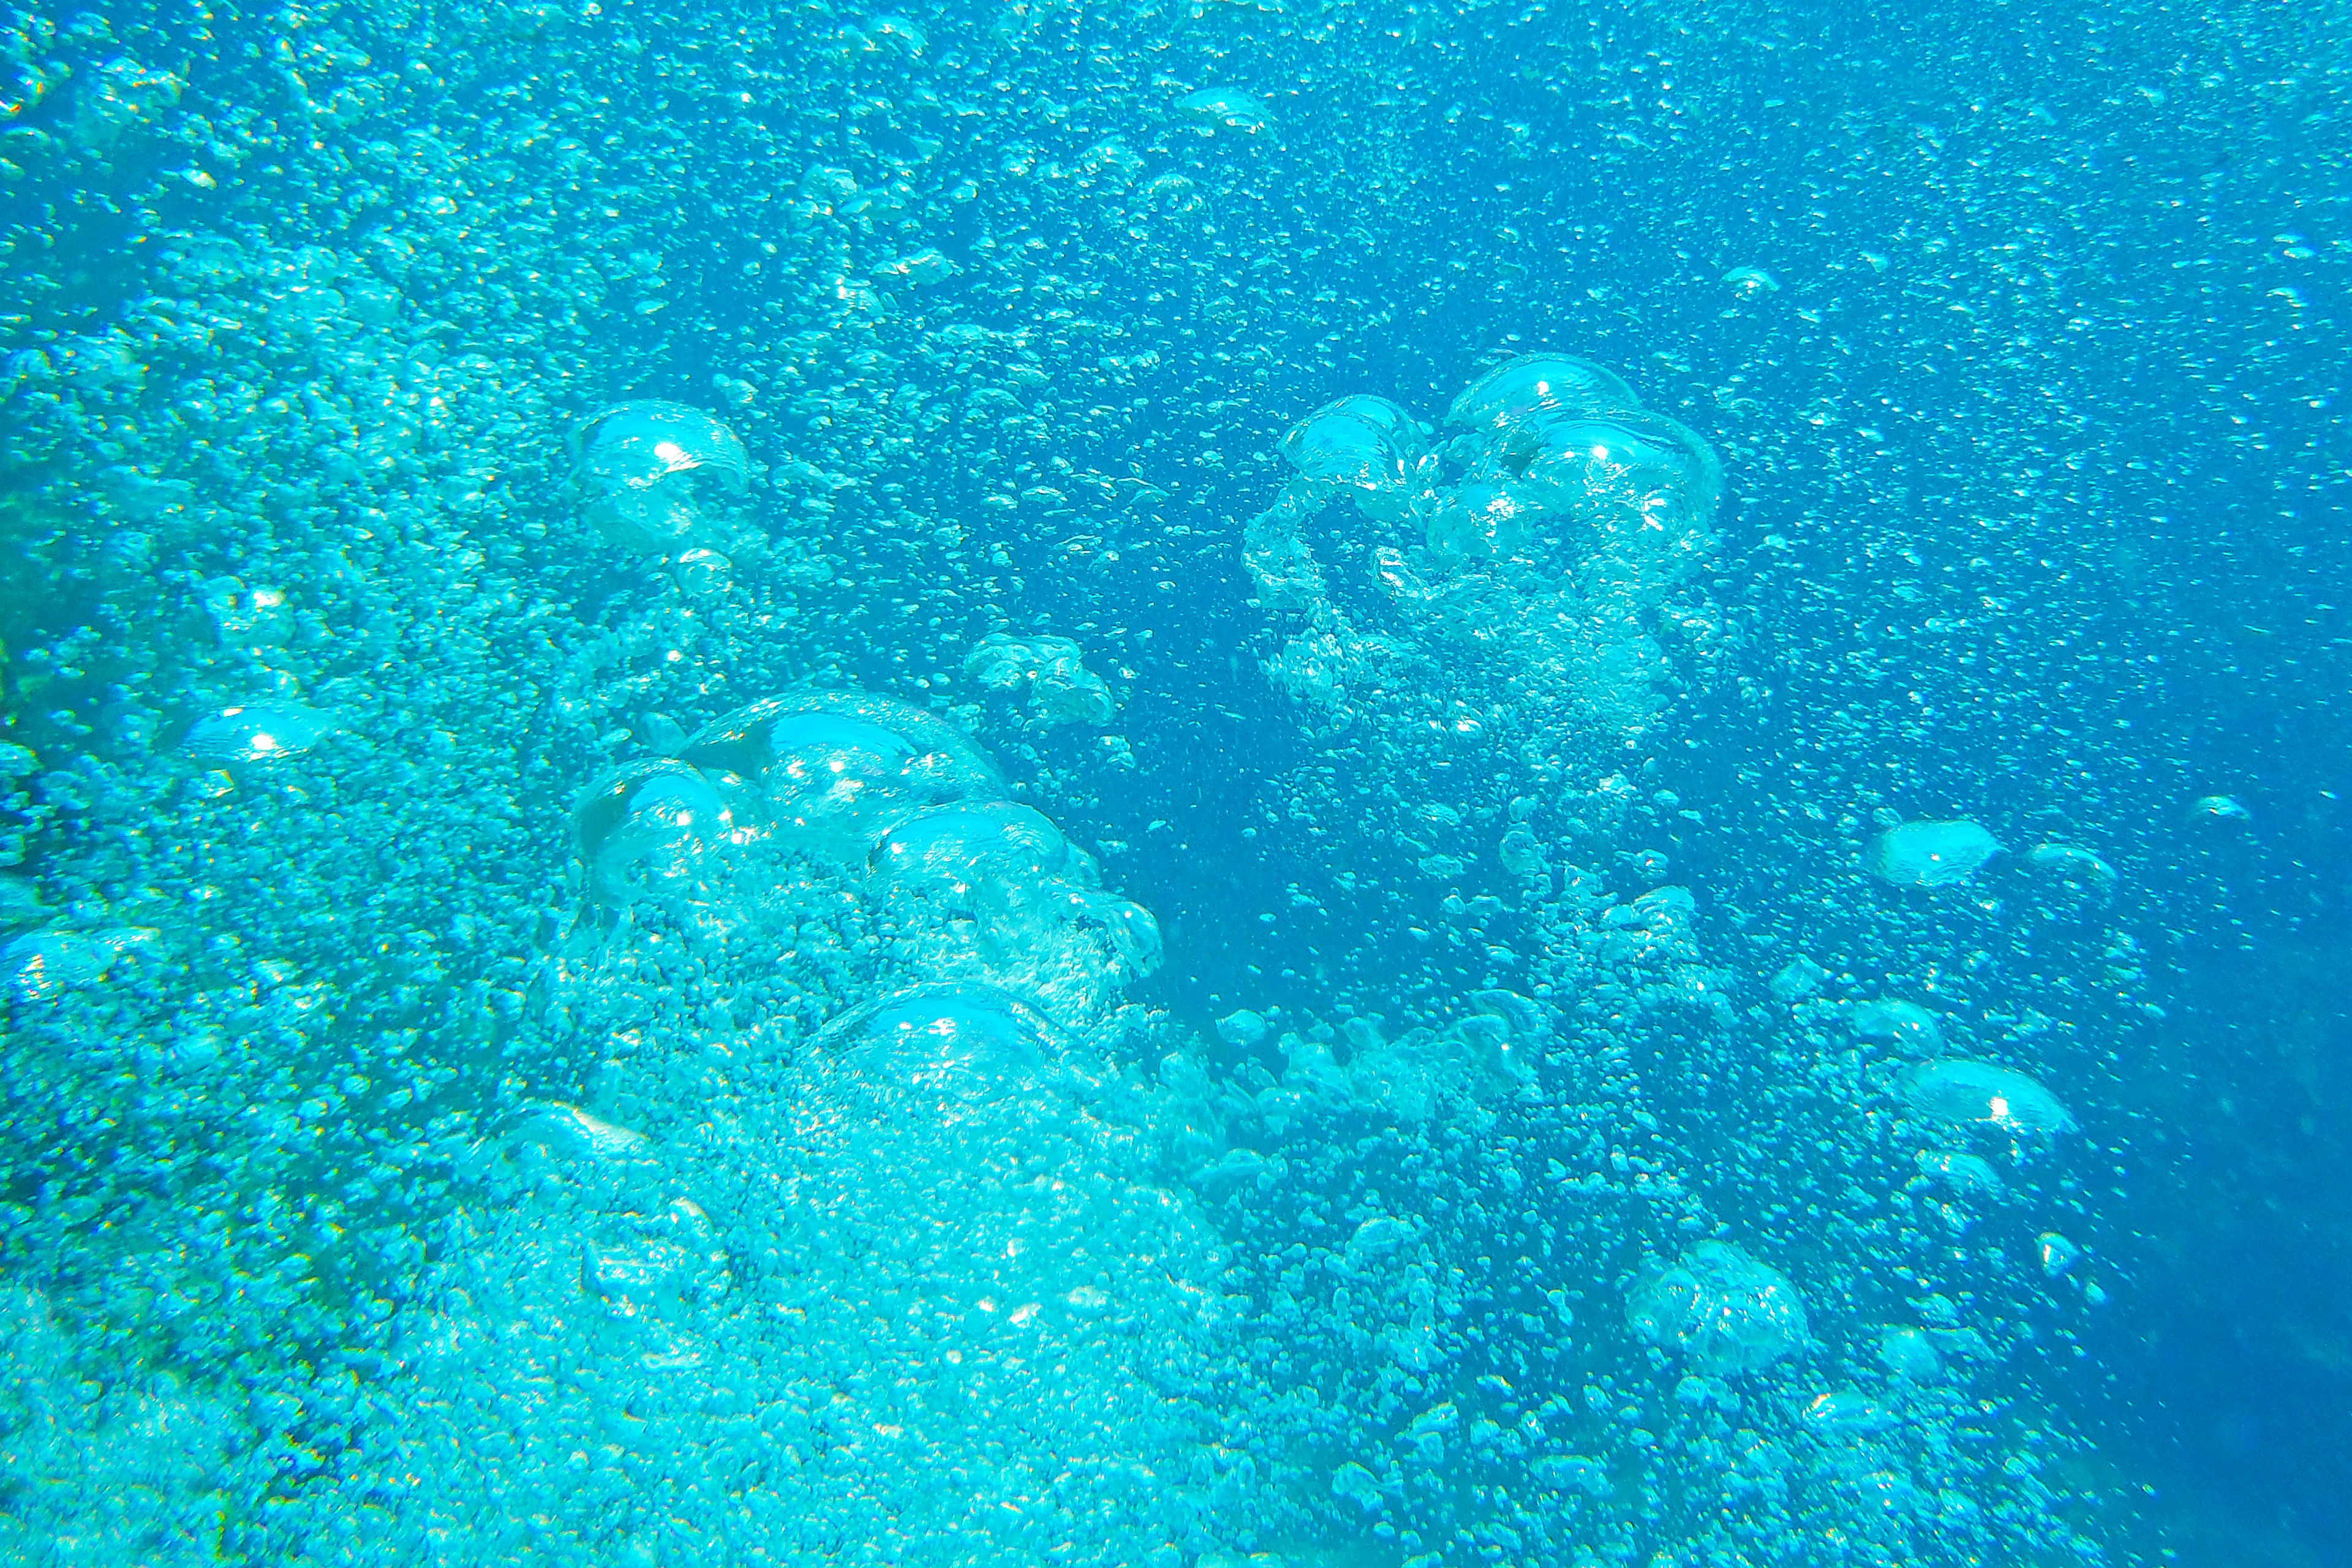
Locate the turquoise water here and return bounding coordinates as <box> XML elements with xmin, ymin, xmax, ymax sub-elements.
<box><xmin>1</xmin><ymin>1</ymin><xmax>2346</xmax><ymax>1564</ymax></box>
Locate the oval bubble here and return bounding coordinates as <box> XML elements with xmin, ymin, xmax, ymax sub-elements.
<box><xmin>3</xmin><ymin>930</ymin><xmax>119</xmax><ymax>1002</ymax></box>
<box><xmin>1517</xmin><ymin>409</ymin><xmax>1724</xmax><ymax>532</ymax></box>
<box><xmin>573</xmin><ymin>399</ymin><xmax>748</xmax><ymax>492</ymax></box>
<box><xmin>1899</xmin><ymin>1058</ymin><xmax>2075</xmax><ymax>1136</ymax></box>
<box><xmin>2026</xmin><ymin>842</ymin><xmax>2118</xmax><ymax>888</ymax></box>
<box><xmin>183</xmin><ymin>702</ymin><xmax>336</xmax><ymax>764</ymax></box>
<box><xmin>1878</xmin><ymin>1327</ymin><xmax>1943</xmax><ymax>1381</ymax></box>
<box><xmin>1446</xmin><ymin>352</ymin><xmax>1639</xmax><ymax>434</ymax></box>
<box><xmin>571</xmin><ymin>399</ymin><xmax>748</xmax><ymax>551</ymax></box>
<box><xmin>874</xmin><ymin>801</ymin><xmax>1076</xmax><ymax>895</ymax></box>
<box><xmin>1869</xmin><ymin>820</ymin><xmax>2003</xmax><ymax>888</ymax></box>
<box><xmin>1280</xmin><ymin>394</ymin><xmax>1427</xmax><ymax>495</ymax></box>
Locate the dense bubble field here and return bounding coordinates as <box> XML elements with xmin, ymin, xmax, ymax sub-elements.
<box><xmin>1</xmin><ymin>0</ymin><xmax>2346</xmax><ymax>1563</ymax></box>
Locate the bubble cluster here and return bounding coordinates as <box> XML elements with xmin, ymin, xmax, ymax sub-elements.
<box><xmin>0</xmin><ymin>0</ymin><xmax>2188</xmax><ymax>1559</ymax></box>
<box><xmin>1246</xmin><ymin>349</ymin><xmax>1721</xmax><ymax>752</ymax></box>
<box><xmin>1627</xmin><ymin>1240</ymin><xmax>1812</xmax><ymax>1375</ymax></box>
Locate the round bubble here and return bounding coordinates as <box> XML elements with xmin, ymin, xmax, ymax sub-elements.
<box><xmin>1517</xmin><ymin>409</ymin><xmax>1724</xmax><ymax>534</ymax></box>
<box><xmin>572</xmin><ymin>760</ymin><xmax>733</xmax><ymax>905</ymax></box>
<box><xmin>1626</xmin><ymin>1241</ymin><xmax>1809</xmax><ymax>1375</ymax></box>
<box><xmin>1446</xmin><ymin>352</ymin><xmax>1638</xmax><ymax>434</ymax></box>
<box><xmin>1280</xmin><ymin>394</ymin><xmax>1427</xmax><ymax>506</ymax></box>
<box><xmin>184</xmin><ymin>702</ymin><xmax>336</xmax><ymax>763</ymax></box>
<box><xmin>571</xmin><ymin>400</ymin><xmax>748</xmax><ymax>551</ymax></box>
<box><xmin>1899</xmin><ymin>1059</ymin><xmax>2075</xmax><ymax>1136</ymax></box>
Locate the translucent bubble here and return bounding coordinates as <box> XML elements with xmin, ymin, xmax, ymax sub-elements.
<box><xmin>1626</xmin><ymin>1241</ymin><xmax>1809</xmax><ymax>1375</ymax></box>
<box><xmin>1217</xmin><ymin>1009</ymin><xmax>1270</xmax><ymax>1047</ymax></box>
<box><xmin>815</xmin><ymin>983</ymin><xmax>1069</xmax><ymax>1107</ymax></box>
<box><xmin>682</xmin><ymin>692</ymin><xmax>1003</xmax><ymax>855</ymax></box>
<box><xmin>671</xmin><ymin>546</ymin><xmax>731</xmax><ymax>598</ymax></box>
<box><xmin>70</xmin><ymin>56</ymin><xmax>186</xmax><ymax>149</ymax></box>
<box><xmin>2026</xmin><ymin>842</ymin><xmax>2117</xmax><ymax>888</ymax></box>
<box><xmin>1722</xmin><ymin>265</ymin><xmax>1781</xmax><ymax>298</ymax></box>
<box><xmin>869</xmin><ymin>13</ymin><xmax>928</xmax><ymax>53</ymax></box>
<box><xmin>873</xmin><ymin>801</ymin><xmax>1077</xmax><ymax>897</ymax></box>
<box><xmin>1175</xmin><ymin>86</ymin><xmax>1268</xmax><ymax>133</ymax></box>
<box><xmin>1280</xmin><ymin>394</ymin><xmax>1427</xmax><ymax>518</ymax></box>
<box><xmin>183</xmin><ymin>702</ymin><xmax>336</xmax><ymax>763</ymax></box>
<box><xmin>1899</xmin><ymin>1059</ymin><xmax>2075</xmax><ymax>1136</ymax></box>
<box><xmin>2038</xmin><ymin>1232</ymin><xmax>2084</xmax><ymax>1276</ymax></box>
<box><xmin>1770</xmin><ymin>956</ymin><xmax>1830</xmax><ymax>1002</ymax></box>
<box><xmin>1330</xmin><ymin>1461</ymin><xmax>1383</xmax><ymax>1512</ymax></box>
<box><xmin>1869</xmin><ymin>820</ymin><xmax>2003</xmax><ymax>888</ymax></box>
<box><xmin>880</xmin><ymin>247</ymin><xmax>958</xmax><ymax>286</ymax></box>
<box><xmin>572</xmin><ymin>760</ymin><xmax>734</xmax><ymax>905</ymax></box>
<box><xmin>7</xmin><ymin>926</ymin><xmax>154</xmax><ymax>1003</ymax></box>
<box><xmin>1800</xmin><ymin>1390</ymin><xmax>1898</xmax><ymax>1435</ymax></box>
<box><xmin>1849</xmin><ymin>998</ymin><xmax>1944</xmax><ymax>1055</ymax></box>
<box><xmin>1913</xmin><ymin>1148</ymin><xmax>2007</xmax><ymax>1202</ymax></box>
<box><xmin>1446</xmin><ymin>352</ymin><xmax>1638</xmax><ymax>434</ymax></box>
<box><xmin>1529</xmin><ymin>1454</ymin><xmax>1613</xmax><ymax>1498</ymax></box>
<box><xmin>517</xmin><ymin>1101</ymin><xmax>655</xmax><ymax>1166</ymax></box>
<box><xmin>1877</xmin><ymin>1327</ymin><xmax>1943</xmax><ymax>1381</ymax></box>
<box><xmin>1515</xmin><ymin>409</ymin><xmax>1724</xmax><ymax>537</ymax></box>
<box><xmin>571</xmin><ymin>400</ymin><xmax>748</xmax><ymax>551</ymax></box>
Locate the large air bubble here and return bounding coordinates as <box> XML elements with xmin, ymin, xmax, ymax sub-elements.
<box><xmin>1445</xmin><ymin>352</ymin><xmax>1638</xmax><ymax>434</ymax></box>
<box><xmin>570</xmin><ymin>400</ymin><xmax>749</xmax><ymax>551</ymax></box>
<box><xmin>873</xmin><ymin>800</ymin><xmax>1080</xmax><ymax>898</ymax></box>
<box><xmin>1899</xmin><ymin>1059</ymin><xmax>2076</xmax><ymax>1136</ymax></box>
<box><xmin>572</xmin><ymin>759</ymin><xmax>734</xmax><ymax>907</ymax></box>
<box><xmin>1516</xmin><ymin>408</ymin><xmax>1724</xmax><ymax>541</ymax></box>
<box><xmin>682</xmin><ymin>692</ymin><xmax>1003</xmax><ymax>859</ymax></box>
<box><xmin>1281</xmin><ymin>394</ymin><xmax>1428</xmax><ymax>521</ymax></box>
<box><xmin>2</xmin><ymin>928</ymin><xmax>153</xmax><ymax>1003</ymax></box>
<box><xmin>183</xmin><ymin>702</ymin><xmax>336</xmax><ymax>764</ymax></box>
<box><xmin>1869</xmin><ymin>819</ymin><xmax>2003</xmax><ymax>888</ymax></box>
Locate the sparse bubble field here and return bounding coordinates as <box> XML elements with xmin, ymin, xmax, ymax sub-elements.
<box><xmin>0</xmin><ymin>1</ymin><xmax>2346</xmax><ymax>1566</ymax></box>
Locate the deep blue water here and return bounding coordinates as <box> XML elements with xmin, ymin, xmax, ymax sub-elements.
<box><xmin>1</xmin><ymin>0</ymin><xmax>2345</xmax><ymax>1562</ymax></box>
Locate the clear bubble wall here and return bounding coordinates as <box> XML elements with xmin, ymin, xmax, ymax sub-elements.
<box><xmin>0</xmin><ymin>0</ymin><xmax>2339</xmax><ymax>1563</ymax></box>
